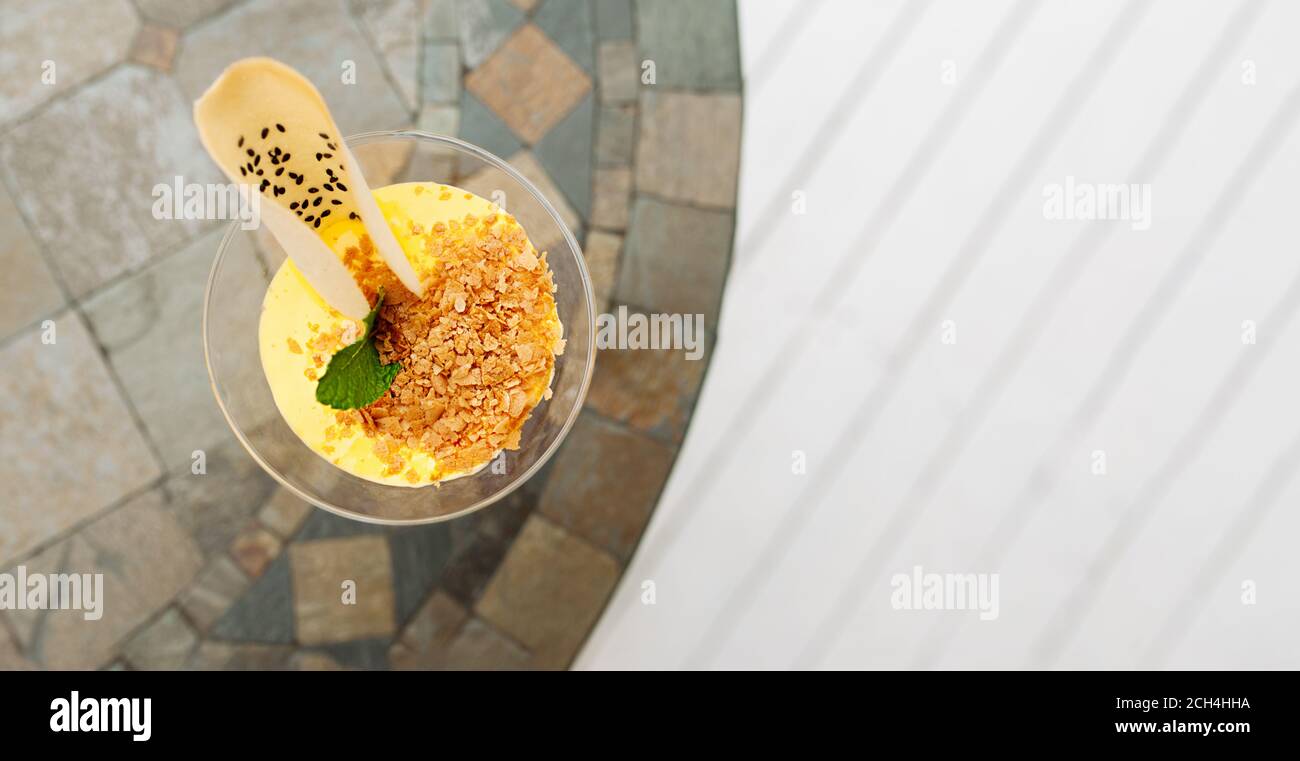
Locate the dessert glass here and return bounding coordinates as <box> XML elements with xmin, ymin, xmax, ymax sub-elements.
<box><xmin>203</xmin><ymin>130</ymin><xmax>595</xmax><ymax>524</ymax></box>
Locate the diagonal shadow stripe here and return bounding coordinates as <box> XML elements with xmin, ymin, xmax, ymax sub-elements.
<box><xmin>1145</xmin><ymin>414</ymin><xmax>1300</xmax><ymax>665</ymax></box>
<box><xmin>743</xmin><ymin>0</ymin><xmax>831</xmax><ymax>95</ymax></box>
<box><xmin>687</xmin><ymin>0</ymin><xmax>1154</xmax><ymax>668</ymax></box>
<box><xmin>600</xmin><ymin>0</ymin><xmax>1043</xmax><ymax>650</ymax></box>
<box><xmin>885</xmin><ymin>0</ymin><xmax>1268</xmax><ymax>667</ymax></box>
<box><xmin>1031</xmin><ymin>126</ymin><xmax>1300</xmax><ymax>662</ymax></box>
<box><xmin>921</xmin><ymin>77</ymin><xmax>1300</xmax><ymax>669</ymax></box>
<box><xmin>733</xmin><ymin>0</ymin><xmax>933</xmax><ymax>266</ymax></box>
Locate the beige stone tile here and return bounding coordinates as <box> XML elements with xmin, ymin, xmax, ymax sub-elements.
<box><xmin>230</xmin><ymin>524</ymin><xmax>281</xmax><ymax>578</ymax></box>
<box><xmin>590</xmin><ymin>167</ymin><xmax>631</xmax><ymax>231</ymax></box>
<box><xmin>389</xmin><ymin>590</ymin><xmax>468</xmax><ymax>669</ymax></box>
<box><xmin>635</xmin><ymin>91</ymin><xmax>742</xmax><ymax>208</ymax></box>
<box><xmin>178</xmin><ymin>555</ymin><xmax>250</xmax><ymax>631</ymax></box>
<box><xmin>465</xmin><ymin>24</ymin><xmax>591</xmax><ymax>143</ymax></box>
<box><xmin>582</xmin><ymin>230</ymin><xmax>621</xmax><ymax>310</ymax></box>
<box><xmin>0</xmin><ymin>313</ymin><xmax>160</xmax><ymax>566</ymax></box>
<box><xmin>122</xmin><ymin>608</ymin><xmax>198</xmax><ymax>669</ymax></box>
<box><xmin>0</xmin><ymin>180</ymin><xmax>63</xmax><ymax>342</ymax></box>
<box><xmin>585</xmin><ymin>340</ymin><xmax>709</xmax><ymax>443</ymax></box>
<box><xmin>258</xmin><ymin>487</ymin><xmax>314</xmax><ymax>538</ymax></box>
<box><xmin>477</xmin><ymin>516</ymin><xmax>618</xmax><ymax>667</ymax></box>
<box><xmin>597</xmin><ymin>40</ymin><xmax>637</xmax><ymax>104</ymax></box>
<box><xmin>129</xmin><ymin>24</ymin><xmax>179</xmax><ymax>72</ymax></box>
<box><xmin>291</xmin><ymin>535</ymin><xmax>395</xmax><ymax>645</ymax></box>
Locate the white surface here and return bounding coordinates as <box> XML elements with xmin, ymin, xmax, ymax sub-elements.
<box><xmin>579</xmin><ymin>0</ymin><xmax>1300</xmax><ymax>668</ymax></box>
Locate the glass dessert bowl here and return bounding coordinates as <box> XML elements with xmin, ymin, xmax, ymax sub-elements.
<box><xmin>203</xmin><ymin>130</ymin><xmax>595</xmax><ymax>524</ymax></box>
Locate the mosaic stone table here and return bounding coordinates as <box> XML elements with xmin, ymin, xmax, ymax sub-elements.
<box><xmin>0</xmin><ymin>0</ymin><xmax>741</xmax><ymax>669</ymax></box>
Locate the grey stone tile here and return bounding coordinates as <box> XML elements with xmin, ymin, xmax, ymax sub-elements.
<box><xmin>122</xmin><ymin>608</ymin><xmax>199</xmax><ymax>669</ymax></box>
<box><xmin>296</xmin><ymin>505</ymin><xmax>387</xmax><ymax>542</ymax></box>
<box><xmin>635</xmin><ymin>0</ymin><xmax>741</xmax><ymax>90</ymax></box>
<box><xmin>582</xmin><ymin>229</ymin><xmax>620</xmax><ymax>309</ymax></box>
<box><xmin>83</xmin><ymin>227</ymin><xmax>265</xmax><ymax>473</ymax></box>
<box><xmin>593</xmin><ymin>0</ymin><xmax>632</xmax><ymax>40</ymax></box>
<box><xmin>533</xmin><ymin>0</ymin><xmax>595</xmax><ymax>74</ymax></box>
<box><xmin>164</xmin><ymin>433</ymin><xmax>278</xmax><ymax>558</ymax></box>
<box><xmin>534</xmin><ymin>93</ymin><xmax>594</xmax><ymax>219</ymax></box>
<box><xmin>595</xmin><ymin>103</ymin><xmax>635</xmax><ymax>167</ymax></box>
<box><xmin>440</xmin><ymin>490</ymin><xmax>535</xmax><ymax>606</ymax></box>
<box><xmin>539</xmin><ymin>412</ymin><xmax>673</xmax><ymax>559</ymax></box>
<box><xmin>425</xmin><ymin>0</ymin><xmax>460</xmax><ymax>39</ymax></box>
<box><xmin>355</xmin><ymin>0</ymin><xmax>424</xmax><ymax>113</ymax></box>
<box><xmin>457</xmin><ymin>90</ymin><xmax>522</xmax><ymax>164</ymax></box>
<box><xmin>418</xmin><ymin>103</ymin><xmax>461</xmax><ymax>135</ymax></box>
<box><xmin>11</xmin><ymin>489</ymin><xmax>203</xmax><ymax>669</ymax></box>
<box><xmin>179</xmin><ymin>555</ymin><xmax>251</xmax><ymax>631</ymax></box>
<box><xmin>0</xmin><ymin>314</ymin><xmax>160</xmax><ymax>566</ymax></box>
<box><xmin>389</xmin><ymin>523</ymin><xmax>455</xmax><ymax>624</ymax></box>
<box><xmin>617</xmin><ymin>197</ymin><xmax>732</xmax><ymax>326</ymax></box>
<box><xmin>211</xmin><ymin>553</ymin><xmax>295</xmax><ymax>644</ymax></box>
<box><xmin>174</xmin><ymin>0</ymin><xmax>408</xmax><ymax>137</ymax></box>
<box><xmin>476</xmin><ymin>515</ymin><xmax>618</xmax><ymax>667</ymax></box>
<box><xmin>0</xmin><ymin>620</ymin><xmax>36</xmax><ymax>670</ymax></box>
<box><xmin>443</xmin><ymin>618</ymin><xmax>530</xmax><ymax>667</ymax></box>
<box><xmin>635</xmin><ymin>90</ymin><xmax>741</xmax><ymax>208</ymax></box>
<box><xmin>135</xmin><ymin>0</ymin><xmax>238</xmax><ymax>28</ymax></box>
<box><xmin>389</xmin><ymin>590</ymin><xmax>467</xmax><ymax>668</ymax></box>
<box><xmin>0</xmin><ymin>0</ymin><xmax>137</xmax><ymax>126</ymax></box>
<box><xmin>457</xmin><ymin>0</ymin><xmax>526</xmax><ymax>68</ymax></box>
<box><xmin>421</xmin><ymin>41</ymin><xmax>461</xmax><ymax>103</ymax></box>
<box><xmin>590</xmin><ymin>167</ymin><xmax>630</xmax><ymax>231</ymax></box>
<box><xmin>258</xmin><ymin>487</ymin><xmax>315</xmax><ymax>539</ymax></box>
<box><xmin>0</xmin><ymin>180</ymin><xmax>63</xmax><ymax>342</ymax></box>
<box><xmin>320</xmin><ymin>637</ymin><xmax>391</xmax><ymax>669</ymax></box>
<box><xmin>1</xmin><ymin>66</ymin><xmax>219</xmax><ymax>297</ymax></box>
<box><xmin>597</xmin><ymin>39</ymin><xmax>637</xmax><ymax>103</ymax></box>
<box><xmin>189</xmin><ymin>641</ymin><xmax>294</xmax><ymax>669</ymax></box>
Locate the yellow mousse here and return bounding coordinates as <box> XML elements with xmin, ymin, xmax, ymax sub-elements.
<box><xmin>259</xmin><ymin>181</ymin><xmax>560</xmax><ymax>486</ymax></box>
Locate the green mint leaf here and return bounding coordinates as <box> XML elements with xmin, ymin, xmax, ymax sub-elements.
<box><xmin>315</xmin><ymin>289</ymin><xmax>403</xmax><ymax>410</ymax></box>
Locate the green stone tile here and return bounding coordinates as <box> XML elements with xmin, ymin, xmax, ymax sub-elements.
<box><xmin>617</xmin><ymin>197</ymin><xmax>733</xmax><ymax>327</ymax></box>
<box><xmin>422</xmin><ymin>40</ymin><xmax>462</xmax><ymax>103</ymax></box>
<box><xmin>595</xmin><ymin>103</ymin><xmax>635</xmax><ymax>166</ymax></box>
<box><xmin>593</xmin><ymin>0</ymin><xmax>632</xmax><ymax>40</ymax></box>
<box><xmin>534</xmin><ymin>93</ymin><xmax>595</xmax><ymax>219</ymax></box>
<box><xmin>534</xmin><ymin>0</ymin><xmax>595</xmax><ymax>74</ymax></box>
<box><xmin>458</xmin><ymin>0</ymin><xmax>526</xmax><ymax>67</ymax></box>
<box><xmin>635</xmin><ymin>0</ymin><xmax>741</xmax><ymax>90</ymax></box>
<box><xmin>457</xmin><ymin>90</ymin><xmax>523</xmax><ymax>163</ymax></box>
<box><xmin>211</xmin><ymin>554</ymin><xmax>295</xmax><ymax>644</ymax></box>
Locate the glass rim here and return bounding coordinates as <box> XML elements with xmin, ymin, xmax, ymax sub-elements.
<box><xmin>202</xmin><ymin>128</ymin><xmax>597</xmax><ymax>525</ymax></box>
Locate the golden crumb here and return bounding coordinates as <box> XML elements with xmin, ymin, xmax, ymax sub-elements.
<box><xmin>286</xmin><ymin>337</ymin><xmax>303</xmax><ymax>354</ymax></box>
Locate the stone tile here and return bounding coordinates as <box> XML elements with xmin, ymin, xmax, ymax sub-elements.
<box><xmin>356</xmin><ymin>0</ymin><xmax>423</xmax><ymax>113</ymax></box>
<box><xmin>593</xmin><ymin>0</ymin><xmax>633</xmax><ymax>40</ymax></box>
<box><xmin>440</xmin><ymin>490</ymin><xmax>535</xmax><ymax>605</ymax></box>
<box><xmin>1</xmin><ymin>66</ymin><xmax>219</xmax><ymax>297</ymax></box>
<box><xmin>0</xmin><ymin>314</ymin><xmax>160</xmax><ymax>566</ymax></box>
<box><xmin>582</xmin><ymin>230</ymin><xmax>620</xmax><ymax>309</ymax></box>
<box><xmin>594</xmin><ymin>104</ymin><xmax>635</xmax><ymax>167</ymax></box>
<box><xmin>210</xmin><ymin>553</ymin><xmax>294</xmax><ymax>643</ymax></box>
<box><xmin>465</xmin><ymin>23</ymin><xmax>592</xmax><ymax>144</ymax></box>
<box><xmin>539</xmin><ymin>413</ymin><xmax>673</xmax><ymax>559</ymax></box>
<box><xmin>164</xmin><ymin>434</ymin><xmax>278</xmax><ymax>557</ymax></box>
<box><xmin>533</xmin><ymin>0</ymin><xmax>595</xmax><ymax>74</ymax></box>
<box><xmin>230</xmin><ymin>524</ymin><xmax>282</xmax><ymax>578</ymax></box>
<box><xmin>291</xmin><ymin>536</ymin><xmax>396</xmax><ymax>645</ymax></box>
<box><xmin>510</xmin><ymin>0</ymin><xmax>539</xmax><ymax>12</ymax></box>
<box><xmin>418</xmin><ymin>103</ymin><xmax>461</xmax><ymax>137</ymax></box>
<box><xmin>0</xmin><ymin>0</ymin><xmax>137</xmax><ymax>126</ymax></box>
<box><xmin>290</xmin><ymin>651</ymin><xmax>344</xmax><ymax>670</ymax></box>
<box><xmin>422</xmin><ymin>41</ymin><xmax>461</xmax><ymax>103</ymax></box>
<box><xmin>179</xmin><ymin>555</ymin><xmax>250</xmax><ymax>631</ymax></box>
<box><xmin>83</xmin><ymin>227</ymin><xmax>266</xmax><ymax>473</ymax></box>
<box><xmin>188</xmin><ymin>641</ymin><xmax>293</xmax><ymax>670</ymax></box>
<box><xmin>590</xmin><ymin>167</ymin><xmax>630</xmax><ymax>231</ymax></box>
<box><xmin>389</xmin><ymin>524</ymin><xmax>456</xmax><ymax>624</ymax></box>
<box><xmin>135</xmin><ymin>0</ymin><xmax>237</xmax><ymax>28</ymax></box>
<box><xmin>14</xmin><ymin>489</ymin><xmax>203</xmax><ymax>669</ymax></box>
<box><xmin>635</xmin><ymin>91</ymin><xmax>742</xmax><ymax>208</ymax></box>
<box><xmin>320</xmin><ymin>637</ymin><xmax>391</xmax><ymax>669</ymax></box>
<box><xmin>476</xmin><ymin>515</ymin><xmax>618</xmax><ymax>667</ymax></box>
<box><xmin>296</xmin><ymin>506</ymin><xmax>386</xmax><ymax>542</ymax></box>
<box><xmin>129</xmin><ymin>24</ymin><xmax>180</xmax><ymax>72</ymax></box>
<box><xmin>0</xmin><ymin>621</ymin><xmax>37</xmax><ymax>670</ymax></box>
<box><xmin>635</xmin><ymin>0</ymin><xmax>741</xmax><ymax>90</ymax></box>
<box><xmin>443</xmin><ymin>618</ymin><xmax>530</xmax><ymax>668</ymax></box>
<box><xmin>425</xmin><ymin>0</ymin><xmax>459</xmax><ymax>39</ymax></box>
<box><xmin>174</xmin><ymin>0</ymin><xmax>408</xmax><ymax>137</ymax></box>
<box><xmin>597</xmin><ymin>40</ymin><xmax>637</xmax><ymax>103</ymax></box>
<box><xmin>461</xmin><ymin>150</ymin><xmax>579</xmax><ymax>254</ymax></box>
<box><xmin>389</xmin><ymin>590</ymin><xmax>467</xmax><ymax>669</ymax></box>
<box><xmin>457</xmin><ymin>0</ymin><xmax>526</xmax><ymax>68</ymax></box>
<box><xmin>586</xmin><ymin>336</ymin><xmax>709</xmax><ymax>443</ymax></box>
<box><xmin>534</xmin><ymin>93</ymin><xmax>594</xmax><ymax>219</ymax></box>
<box><xmin>457</xmin><ymin>90</ymin><xmax>522</xmax><ymax>164</ymax></box>
<box><xmin>0</xmin><ymin>180</ymin><xmax>63</xmax><ymax>342</ymax></box>
<box><xmin>618</xmin><ymin>198</ymin><xmax>733</xmax><ymax>326</ymax></box>
<box><xmin>122</xmin><ymin>608</ymin><xmax>198</xmax><ymax>669</ymax></box>
<box><xmin>258</xmin><ymin>487</ymin><xmax>314</xmax><ymax>539</ymax></box>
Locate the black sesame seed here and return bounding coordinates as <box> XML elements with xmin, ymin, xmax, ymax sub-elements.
<box><xmin>322</xmin><ymin>152</ymin><xmax>332</xmax><ymax>159</ymax></box>
<box><xmin>246</xmin><ymin>148</ymin><xmax>254</xmax><ymax>157</ymax></box>
<box><xmin>349</xmin><ymin>212</ymin><xmax>358</xmax><ymax>220</ymax></box>
<box><xmin>313</xmin><ymin>218</ymin><xmax>321</xmax><ymax>229</ymax></box>
<box><xmin>260</xmin><ymin>179</ymin><xmax>269</xmax><ymax>191</ymax></box>
<box><xmin>261</xmin><ymin>127</ymin><xmax>268</xmax><ymax>139</ymax></box>
<box><xmin>282</xmin><ymin>153</ymin><xmax>291</xmax><ymax>161</ymax></box>
<box><xmin>335</xmin><ymin>182</ymin><xmax>348</xmax><ymax>192</ymax></box>
<box><xmin>238</xmin><ymin>136</ymin><xmax>244</xmax><ymax>147</ymax></box>
<box><xmin>319</xmin><ymin>209</ymin><xmax>330</xmax><ymax>218</ymax></box>
<box><xmin>275</xmin><ymin>167</ymin><xmax>284</xmax><ymax>176</ymax></box>
<box><xmin>318</xmin><ymin>132</ymin><xmax>329</xmax><ymax>139</ymax></box>
<box><xmin>290</xmin><ymin>202</ymin><xmax>299</xmax><ymax>210</ymax></box>
<box><xmin>295</xmin><ymin>176</ymin><xmax>303</xmax><ymax>185</ymax></box>
<box><xmin>246</xmin><ymin>162</ymin><xmax>254</xmax><ymax>172</ymax></box>
<box><xmin>253</xmin><ymin>155</ymin><xmax>260</xmax><ymax>166</ymax></box>
<box><xmin>315</xmin><ymin>152</ymin><xmax>322</xmax><ymax>161</ymax></box>
<box><xmin>327</xmin><ymin>142</ymin><xmax>337</xmax><ymax>150</ymax></box>
<box><xmin>275</xmin><ymin>187</ymin><xmax>284</xmax><ymax>196</ymax></box>
<box><xmin>313</xmin><ymin>196</ymin><xmax>322</xmax><ymax>207</ymax></box>
<box><xmin>331</xmin><ymin>199</ymin><xmax>342</xmax><ymax>205</ymax></box>
<box><xmin>296</xmin><ymin>210</ymin><xmax>303</xmax><ymax>216</ymax></box>
<box><xmin>304</xmin><ymin>214</ymin><xmax>314</xmax><ymax>222</ymax></box>
<box><xmin>323</xmin><ymin>183</ymin><xmax>334</xmax><ymax>191</ymax></box>
<box><xmin>276</xmin><ymin>123</ymin><xmax>285</xmax><ymax>132</ymax></box>
<box><xmin>239</xmin><ymin>167</ymin><xmax>247</xmax><ymax>176</ymax></box>
<box><xmin>307</xmin><ymin>187</ymin><xmax>318</xmax><ymax>194</ymax></box>
<box><xmin>255</xmin><ymin>169</ymin><xmax>263</xmax><ymax>176</ymax></box>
